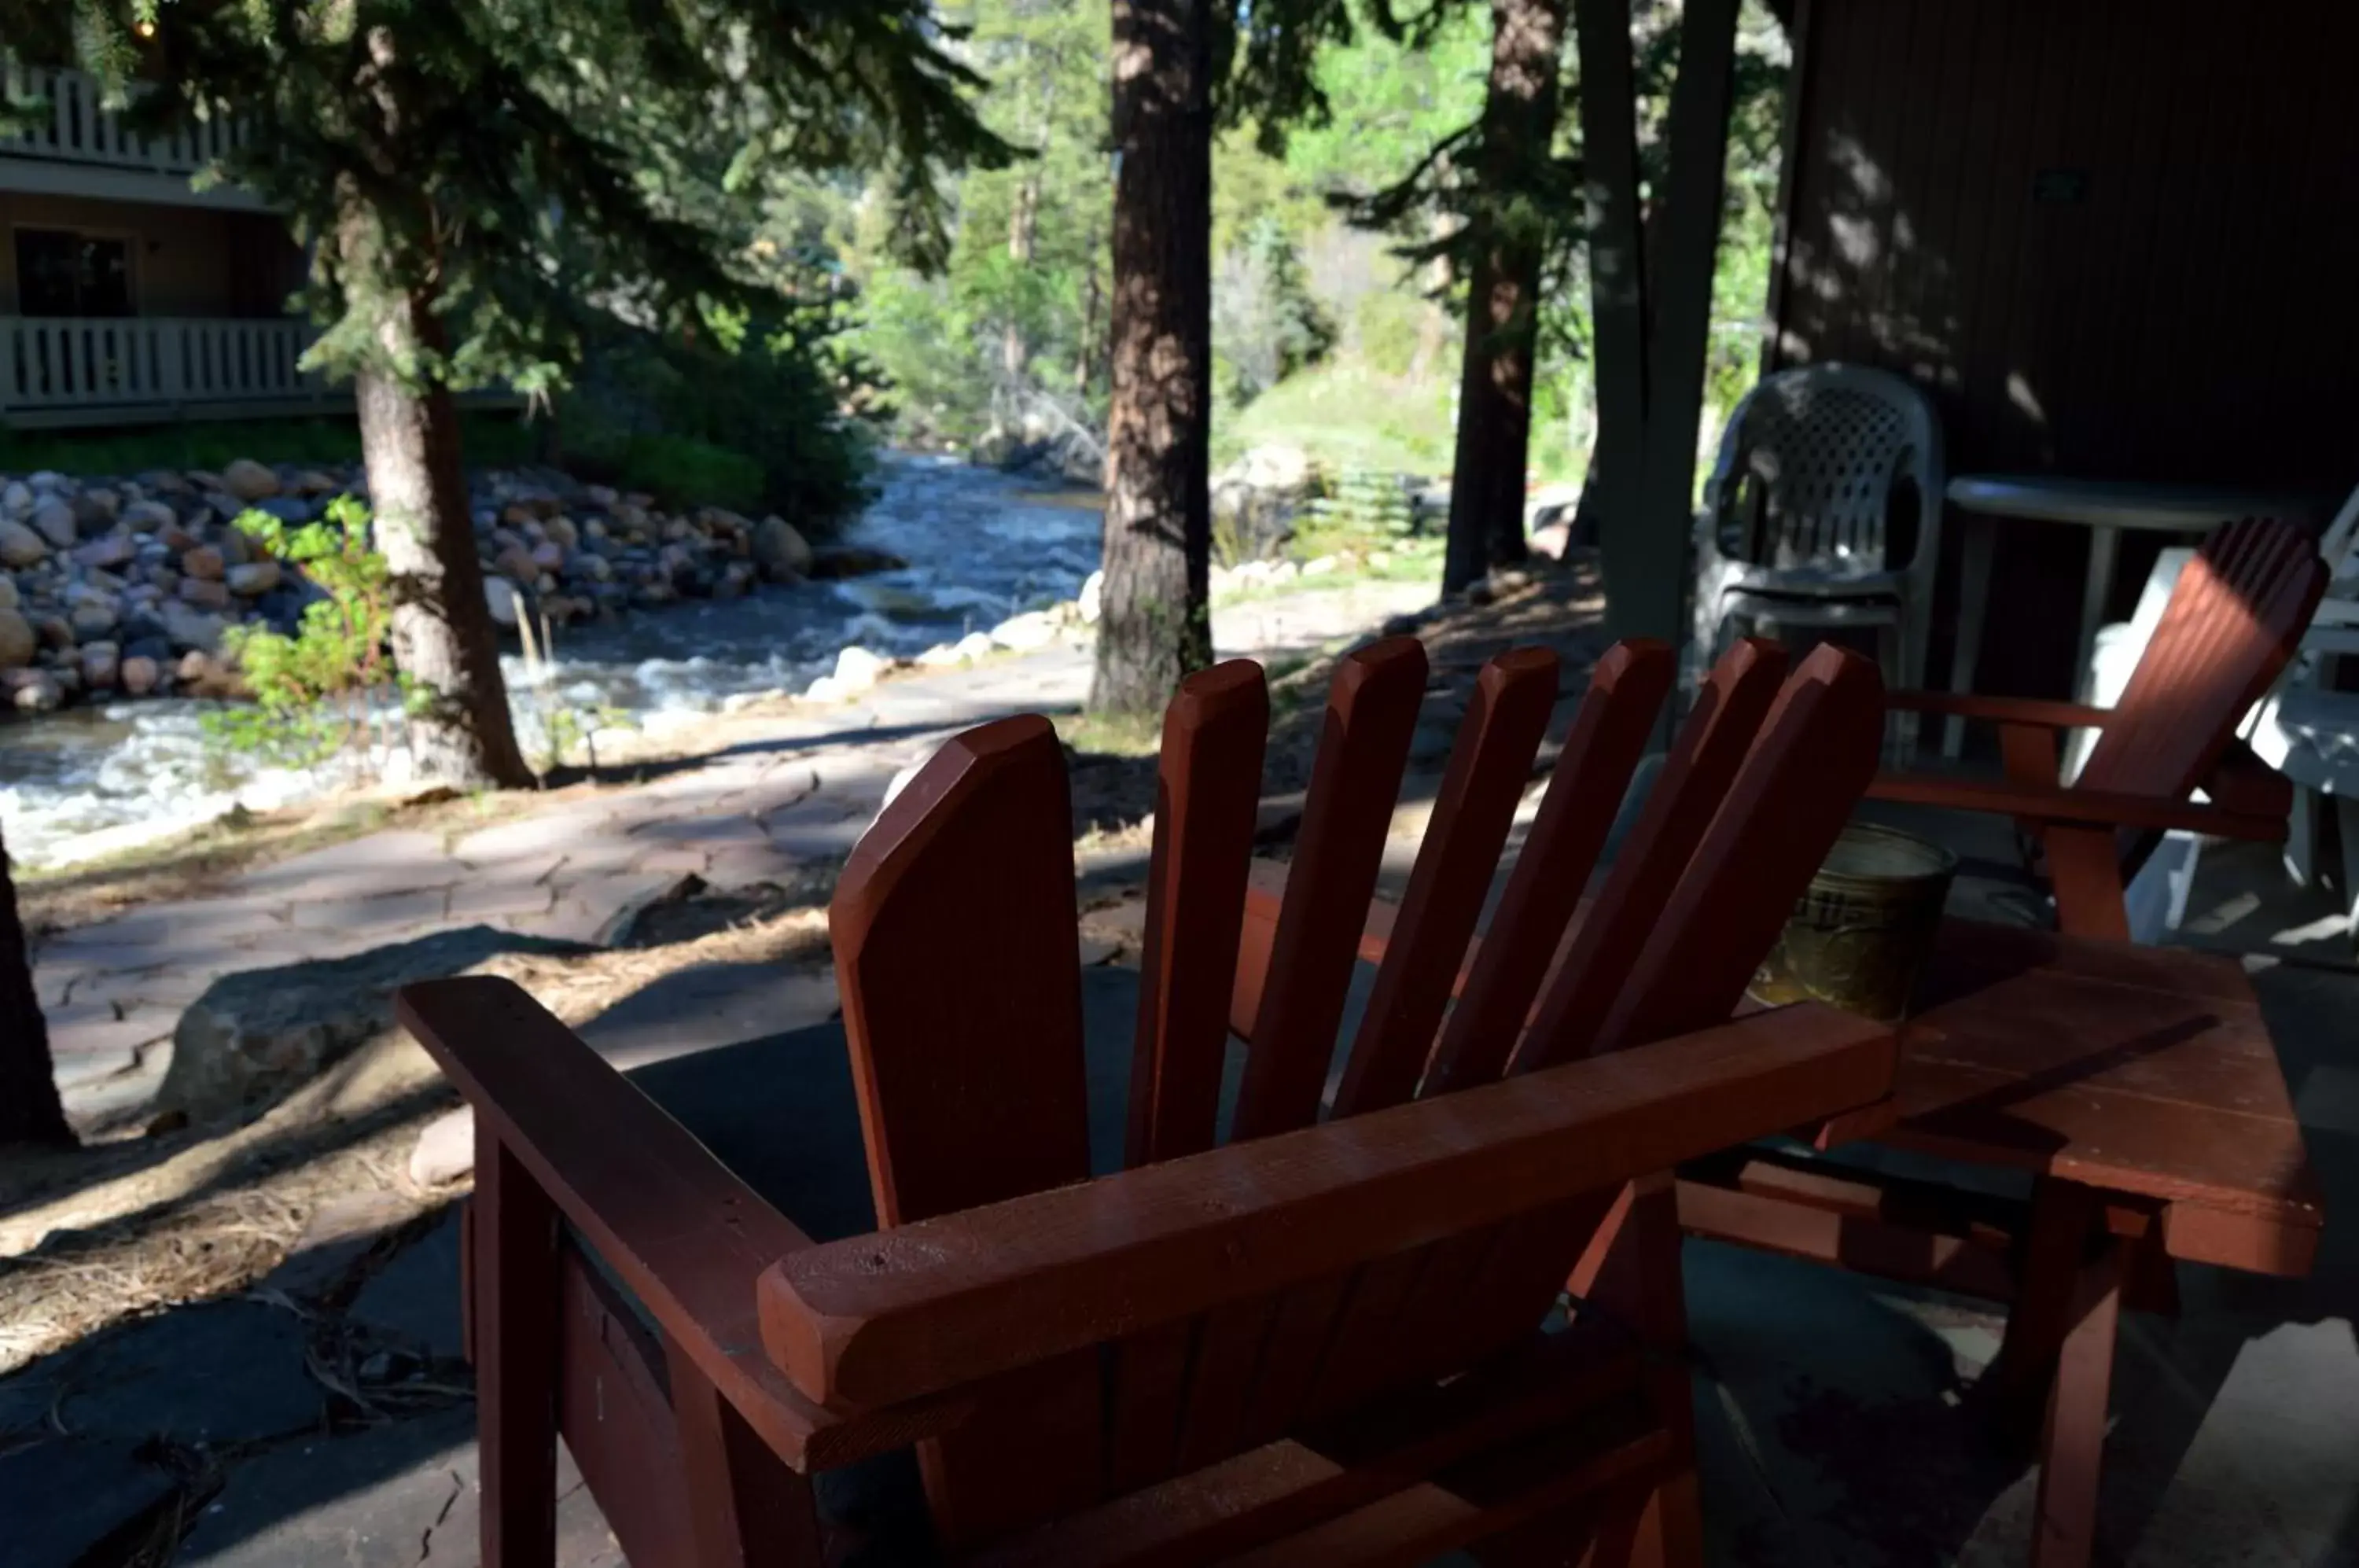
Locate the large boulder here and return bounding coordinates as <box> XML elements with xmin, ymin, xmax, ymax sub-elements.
<box><xmin>1210</xmin><ymin>443</ymin><xmax>1321</xmax><ymax>562</ymax></box>
<box><xmin>0</xmin><ymin>609</ymin><xmax>33</xmax><ymax>669</ymax></box>
<box><xmin>0</xmin><ymin>519</ymin><xmax>45</xmax><ymax>568</ymax></box>
<box><xmin>162</xmin><ymin>927</ymin><xmax>587</xmax><ymax>1120</ymax></box>
<box><xmin>753</xmin><ymin>515</ymin><xmax>813</xmax><ymax>581</ymax></box>
<box><xmin>221</xmin><ymin>458</ymin><xmax>282</xmax><ymax>502</ymax></box>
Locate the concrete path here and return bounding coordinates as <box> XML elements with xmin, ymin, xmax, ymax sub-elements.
<box><xmin>35</xmin><ymin>580</ymin><xmax>1430</xmax><ymax>1121</ymax></box>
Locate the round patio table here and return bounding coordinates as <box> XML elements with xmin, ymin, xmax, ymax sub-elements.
<box><xmin>1941</xmin><ymin>474</ymin><xmax>2316</xmax><ymax>756</ymax></box>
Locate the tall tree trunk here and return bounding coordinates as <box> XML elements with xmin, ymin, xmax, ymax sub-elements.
<box><xmin>355</xmin><ymin>276</ymin><xmax>533</xmax><ymax>789</ymax></box>
<box><xmin>1441</xmin><ymin>0</ymin><xmax>1567</xmax><ymax>596</ymax></box>
<box><xmin>1003</xmin><ymin>176</ymin><xmax>1040</xmax><ymax>385</ymax></box>
<box><xmin>1093</xmin><ymin>0</ymin><xmax>1214</xmax><ymax>716</ymax></box>
<box><xmin>0</xmin><ymin>823</ymin><xmax>72</xmax><ymax>1148</ymax></box>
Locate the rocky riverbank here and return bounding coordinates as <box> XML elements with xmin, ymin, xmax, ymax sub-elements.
<box><xmin>0</xmin><ymin>457</ymin><xmax>892</xmax><ymax>716</ymax></box>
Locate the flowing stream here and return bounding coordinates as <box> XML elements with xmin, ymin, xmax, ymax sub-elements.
<box><xmin>0</xmin><ymin>455</ymin><xmax>1104</xmax><ymax>869</ymax></box>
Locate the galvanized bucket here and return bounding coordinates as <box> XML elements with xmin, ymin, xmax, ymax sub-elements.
<box><xmin>1748</xmin><ymin>823</ymin><xmax>1959</xmax><ymax>1022</ymax></box>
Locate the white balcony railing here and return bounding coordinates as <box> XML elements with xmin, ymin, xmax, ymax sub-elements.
<box><xmin>2</xmin><ymin>63</ymin><xmax>245</xmax><ymax>176</ymax></box>
<box><xmin>0</xmin><ymin>317</ymin><xmax>326</xmax><ymax>414</ymax></box>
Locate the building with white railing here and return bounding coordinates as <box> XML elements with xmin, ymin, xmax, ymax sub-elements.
<box><xmin>0</xmin><ymin>63</ymin><xmax>333</xmax><ymax>427</ymax></box>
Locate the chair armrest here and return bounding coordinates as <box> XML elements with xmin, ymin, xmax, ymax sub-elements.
<box><xmin>397</xmin><ymin>977</ymin><xmax>880</xmax><ymax>1471</ymax></box>
<box><xmin>1884</xmin><ymin>690</ymin><xmax>2115</xmax><ymax>730</ymax></box>
<box><xmin>760</xmin><ymin>1003</ymin><xmax>1895</xmax><ymax>1408</ymax></box>
<box><xmin>1867</xmin><ymin>771</ymin><xmax>2287</xmax><ymax>840</ymax></box>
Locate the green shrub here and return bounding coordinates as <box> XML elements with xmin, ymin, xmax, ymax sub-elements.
<box><xmin>605</xmin><ymin>433</ymin><xmax>766</xmax><ymax>515</ymax></box>
<box><xmin>205</xmin><ymin>495</ymin><xmax>410</xmax><ymax>767</ymax></box>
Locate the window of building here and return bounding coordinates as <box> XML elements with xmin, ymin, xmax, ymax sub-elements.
<box><xmin>15</xmin><ymin>229</ymin><xmax>134</xmax><ymax>318</ymax></box>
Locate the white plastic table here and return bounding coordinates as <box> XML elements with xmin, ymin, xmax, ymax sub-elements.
<box><xmin>1943</xmin><ymin>475</ymin><xmax>2317</xmax><ymax>756</ymax></box>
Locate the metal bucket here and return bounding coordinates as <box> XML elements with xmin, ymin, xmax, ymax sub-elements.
<box><xmin>1749</xmin><ymin>823</ymin><xmax>1959</xmax><ymax>1022</ymax></box>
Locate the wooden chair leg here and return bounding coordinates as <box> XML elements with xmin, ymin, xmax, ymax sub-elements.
<box><xmin>669</xmin><ymin>1341</ymin><xmax>827</xmax><ymax>1568</ymax></box>
<box><xmin>2030</xmin><ymin>1239</ymin><xmax>2125</xmax><ymax>1568</ymax></box>
<box><xmin>1986</xmin><ymin>1178</ymin><xmax>2100</xmax><ymax>1442</ymax></box>
<box><xmin>476</xmin><ymin>1128</ymin><xmax>561</xmax><ymax>1568</ymax></box>
<box><xmin>1572</xmin><ymin>1176</ymin><xmax>1705</xmax><ymax>1568</ymax></box>
<box><xmin>2041</xmin><ymin>826</ymin><xmax>2130</xmax><ymax>941</ymax></box>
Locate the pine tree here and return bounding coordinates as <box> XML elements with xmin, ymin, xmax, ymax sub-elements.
<box><xmin>18</xmin><ymin>1</ymin><xmax>1010</xmax><ymax>786</ymax></box>
<box><xmin>1091</xmin><ymin>0</ymin><xmax>1354</xmax><ymax>717</ymax></box>
<box><xmin>1441</xmin><ymin>0</ymin><xmax>1566</xmax><ymax>594</ymax></box>
<box><xmin>1094</xmin><ymin>0</ymin><xmax>1219</xmax><ymax>717</ymax></box>
<box><xmin>0</xmin><ymin>823</ymin><xmax>72</xmax><ymax>1149</ymax></box>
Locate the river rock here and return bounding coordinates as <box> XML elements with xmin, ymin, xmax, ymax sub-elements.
<box><xmin>484</xmin><ymin>576</ymin><xmax>522</xmax><ymax>628</ymax></box>
<box><xmin>120</xmin><ymin>498</ymin><xmax>178</xmax><ymax>533</ymax></box>
<box><xmin>543</xmin><ymin>515</ymin><xmax>579</xmax><ymax>550</ymax></box>
<box><xmin>163</xmin><ymin>601</ymin><xmax>227</xmax><ymax>652</ymax></box>
<box><xmin>69</xmin><ymin>602</ymin><xmax>117</xmax><ymax>640</ymax></box>
<box><xmin>119</xmin><ymin>654</ymin><xmax>160</xmax><ymax>696</ymax></box>
<box><xmin>0</xmin><ymin>518</ymin><xmax>44</xmax><ymax>567</ymax></box>
<box><xmin>74</xmin><ymin>489</ymin><xmax>119</xmax><ymax>533</ymax></box>
<box><xmin>221</xmin><ymin>458</ymin><xmax>281</xmax><ymax>502</ymax></box>
<box><xmin>73</xmin><ymin>534</ymin><xmax>134</xmax><ymax>570</ymax></box>
<box><xmin>28</xmin><ymin>499</ymin><xmax>75</xmax><ymax>551</ymax></box>
<box><xmin>0</xmin><ymin>578</ymin><xmax>15</xmax><ymax>612</ymax></box>
<box><xmin>7</xmin><ymin>668</ymin><xmax>62</xmax><ymax>711</ymax></box>
<box><xmin>80</xmin><ymin>642</ymin><xmax>119</xmax><ymax>689</ymax></box>
<box><xmin>178</xmin><ymin>575</ymin><xmax>232</xmax><ymax>613</ymax></box>
<box><xmin>753</xmin><ymin>515</ymin><xmax>812</xmax><ymax>581</ymax></box>
<box><xmin>0</xmin><ymin>610</ymin><xmax>32</xmax><ymax>668</ymax></box>
<box><xmin>226</xmin><ymin>560</ymin><xmax>282</xmax><ymax>596</ymax></box>
<box><xmin>0</xmin><ymin>480</ymin><xmax>28</xmax><ymax>517</ymax></box>
<box><xmin>290</xmin><ymin>468</ymin><xmax>341</xmax><ymax>496</ymax></box>
<box><xmin>181</xmin><ymin>544</ymin><xmax>225</xmax><ymax>580</ymax></box>
<box><xmin>34</xmin><ymin>615</ymin><xmax>73</xmax><ymax>650</ymax></box>
<box><xmin>216</xmin><ymin>524</ymin><xmax>253</xmax><ymax>566</ymax></box>
<box><xmin>834</xmin><ymin>644</ymin><xmax>888</xmax><ymax>692</ymax></box>
<box><xmin>529</xmin><ymin>540</ymin><xmax>565</xmax><ymax>573</ymax></box>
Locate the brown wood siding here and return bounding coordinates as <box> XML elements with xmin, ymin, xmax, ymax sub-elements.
<box><xmin>1768</xmin><ymin>0</ymin><xmax>2359</xmax><ymax>695</ymax></box>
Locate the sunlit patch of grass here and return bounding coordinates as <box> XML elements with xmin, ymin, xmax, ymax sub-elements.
<box><xmin>1055</xmin><ymin>709</ymin><xmax>1163</xmax><ymax>757</ymax></box>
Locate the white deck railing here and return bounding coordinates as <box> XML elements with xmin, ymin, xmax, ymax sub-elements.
<box><xmin>2</xmin><ymin>63</ymin><xmax>244</xmax><ymax>176</ymax></box>
<box><xmin>0</xmin><ymin>317</ymin><xmax>326</xmax><ymax>413</ymax></box>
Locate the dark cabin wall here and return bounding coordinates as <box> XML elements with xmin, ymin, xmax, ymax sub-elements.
<box><xmin>1766</xmin><ymin>0</ymin><xmax>2359</xmax><ymax>697</ymax></box>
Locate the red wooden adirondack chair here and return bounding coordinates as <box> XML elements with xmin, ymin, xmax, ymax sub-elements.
<box><xmin>397</xmin><ymin>632</ymin><xmax>1895</xmax><ymax>1567</ymax></box>
<box><xmin>1869</xmin><ymin>515</ymin><xmax>2327</xmax><ymax>939</ymax></box>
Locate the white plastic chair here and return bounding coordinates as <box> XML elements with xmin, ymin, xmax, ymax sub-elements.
<box><xmin>1691</xmin><ymin>364</ymin><xmax>1945</xmax><ymax>756</ymax></box>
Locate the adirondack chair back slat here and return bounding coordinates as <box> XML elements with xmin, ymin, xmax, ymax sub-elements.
<box><xmin>1597</xmin><ymin>642</ymin><xmax>1890</xmax><ymax>1052</ymax></box>
<box><xmin>1511</xmin><ymin>639</ymin><xmax>1790</xmax><ymax>1076</ymax></box>
<box><xmin>1126</xmin><ymin>660</ymin><xmax>1269</xmax><ymax>1167</ymax></box>
<box><xmin>1423</xmin><ymin>640</ymin><xmax>1675</xmax><ymax>1096</ymax></box>
<box><xmin>1332</xmin><ymin>646</ymin><xmax>1560</xmax><ymax>1117</ymax></box>
<box><xmin>2078</xmin><ymin>516</ymin><xmax>2327</xmax><ymax>804</ymax></box>
<box><xmin>1232</xmin><ymin>636</ymin><xmax>1428</xmax><ymax>1140</ymax></box>
<box><xmin>827</xmin><ymin>715</ymin><xmax>1102</xmax><ymax>1544</ymax></box>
